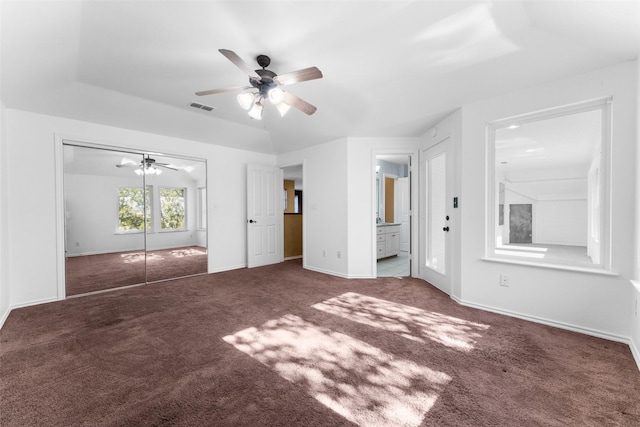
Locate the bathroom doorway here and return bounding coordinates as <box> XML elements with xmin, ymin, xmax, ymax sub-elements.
<box><xmin>375</xmin><ymin>154</ymin><xmax>412</xmax><ymax>277</ymax></box>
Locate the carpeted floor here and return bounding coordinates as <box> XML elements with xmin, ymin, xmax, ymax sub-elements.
<box><xmin>1</xmin><ymin>260</ymin><xmax>639</xmax><ymax>426</ymax></box>
<box><xmin>65</xmin><ymin>246</ymin><xmax>208</xmax><ymax>296</ymax></box>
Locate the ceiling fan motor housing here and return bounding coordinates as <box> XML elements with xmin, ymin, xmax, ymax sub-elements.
<box><xmin>251</xmin><ymin>68</ymin><xmax>278</xmax><ymax>95</ymax></box>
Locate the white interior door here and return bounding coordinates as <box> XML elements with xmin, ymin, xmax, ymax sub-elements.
<box><xmin>420</xmin><ymin>138</ymin><xmax>452</xmax><ymax>294</ymax></box>
<box><xmin>247</xmin><ymin>164</ymin><xmax>283</xmax><ymax>268</ymax></box>
<box><xmin>397</xmin><ymin>177</ymin><xmax>410</xmax><ymax>252</ymax></box>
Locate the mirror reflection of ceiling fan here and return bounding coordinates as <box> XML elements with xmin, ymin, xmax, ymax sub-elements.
<box><xmin>195</xmin><ymin>49</ymin><xmax>323</xmax><ymax>120</ymax></box>
<box><xmin>116</xmin><ymin>156</ymin><xmax>178</xmax><ymax>176</ymax></box>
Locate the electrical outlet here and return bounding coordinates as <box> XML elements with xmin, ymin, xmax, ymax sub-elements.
<box><xmin>322</xmin><ymin>250</ymin><xmax>326</xmax><ymax>257</ymax></box>
<box><xmin>337</xmin><ymin>251</ymin><xmax>342</xmax><ymax>259</ymax></box>
<box><xmin>75</xmin><ymin>242</ymin><xmax>80</xmax><ymax>247</ymax></box>
<box><xmin>500</xmin><ymin>273</ymin><xmax>510</xmax><ymax>287</ymax></box>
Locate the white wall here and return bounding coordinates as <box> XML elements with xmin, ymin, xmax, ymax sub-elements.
<box><xmin>278</xmin><ymin>139</ymin><xmax>349</xmax><ymax>277</ymax></box>
<box><xmin>535</xmin><ymin>199</ymin><xmax>587</xmax><ymax>246</ymax></box>
<box><xmin>278</xmin><ymin>136</ymin><xmax>421</xmax><ymax>279</ymax></box>
<box><xmin>346</xmin><ymin>137</ymin><xmax>420</xmax><ymax>279</ymax></box>
<box><xmin>5</xmin><ymin>109</ymin><xmax>274</xmax><ymax>308</ymax></box>
<box><xmin>458</xmin><ymin>61</ymin><xmax>637</xmax><ymax>342</ymax></box>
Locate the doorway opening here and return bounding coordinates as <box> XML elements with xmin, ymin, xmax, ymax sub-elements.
<box><xmin>375</xmin><ymin>155</ymin><xmax>411</xmax><ymax>277</ymax></box>
<box><xmin>283</xmin><ymin>164</ymin><xmax>303</xmax><ymax>261</ymax></box>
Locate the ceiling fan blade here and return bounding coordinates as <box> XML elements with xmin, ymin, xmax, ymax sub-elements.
<box><xmin>219</xmin><ymin>49</ymin><xmax>261</xmax><ymax>80</ymax></box>
<box><xmin>274</xmin><ymin>66</ymin><xmax>323</xmax><ymax>86</ymax></box>
<box><xmin>156</xmin><ymin>163</ymin><xmax>180</xmax><ymax>171</ymax></box>
<box><xmin>115</xmin><ymin>164</ymin><xmax>136</xmax><ymax>168</ymax></box>
<box><xmin>195</xmin><ymin>85</ymin><xmax>250</xmax><ymax>96</ymax></box>
<box><xmin>282</xmin><ymin>91</ymin><xmax>317</xmax><ymax>115</ymax></box>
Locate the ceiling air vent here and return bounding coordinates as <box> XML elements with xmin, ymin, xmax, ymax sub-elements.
<box><xmin>190</xmin><ymin>101</ymin><xmax>215</xmax><ymax>112</ymax></box>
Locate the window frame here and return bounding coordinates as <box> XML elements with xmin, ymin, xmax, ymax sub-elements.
<box><xmin>485</xmin><ymin>97</ymin><xmax>612</xmax><ymax>273</ymax></box>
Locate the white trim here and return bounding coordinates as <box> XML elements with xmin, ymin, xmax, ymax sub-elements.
<box><xmin>304</xmin><ymin>265</ymin><xmax>349</xmax><ymax>279</ymax></box>
<box><xmin>9</xmin><ymin>297</ymin><xmax>60</xmax><ymax>311</ymax></box>
<box><xmin>631</xmin><ymin>338</ymin><xmax>640</xmax><ymax>373</ymax></box>
<box><xmin>480</xmin><ymin>257</ymin><xmax>618</xmax><ymax>276</ymax></box>
<box><xmin>54</xmin><ymin>135</ymin><xmax>66</xmax><ymax>300</ymax></box>
<box><xmin>454</xmin><ymin>296</ymin><xmax>630</xmax><ymax>346</ymax></box>
<box><xmin>485</xmin><ymin>97</ymin><xmax>613</xmax><ymax>272</ymax></box>
<box><xmin>0</xmin><ymin>305</ymin><xmax>11</xmax><ymax>329</ymax></box>
<box><xmin>208</xmin><ymin>264</ymin><xmax>246</xmax><ymax>274</ymax></box>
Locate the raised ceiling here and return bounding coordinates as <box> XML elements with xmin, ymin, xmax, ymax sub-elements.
<box><xmin>2</xmin><ymin>1</ymin><xmax>638</xmax><ymax>155</ymax></box>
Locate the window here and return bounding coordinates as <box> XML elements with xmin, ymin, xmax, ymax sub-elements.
<box><xmin>198</xmin><ymin>187</ymin><xmax>207</xmax><ymax>229</ymax></box>
<box><xmin>118</xmin><ymin>186</ymin><xmax>151</xmax><ymax>232</ymax></box>
<box><xmin>487</xmin><ymin>98</ymin><xmax>611</xmax><ymax>270</ymax></box>
<box><xmin>160</xmin><ymin>187</ymin><xmax>186</xmax><ymax>230</ymax></box>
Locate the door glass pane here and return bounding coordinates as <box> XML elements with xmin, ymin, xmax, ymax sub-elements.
<box><xmin>426</xmin><ymin>153</ymin><xmax>446</xmax><ymax>274</ymax></box>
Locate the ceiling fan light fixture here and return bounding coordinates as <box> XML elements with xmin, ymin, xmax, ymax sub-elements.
<box><xmin>237</xmin><ymin>92</ymin><xmax>255</xmax><ymax>110</ymax></box>
<box><xmin>268</xmin><ymin>87</ymin><xmax>285</xmax><ymax>104</ymax></box>
<box><xmin>248</xmin><ymin>97</ymin><xmax>264</xmax><ymax>120</ymax></box>
<box><xmin>274</xmin><ymin>101</ymin><xmax>291</xmax><ymax>117</ymax></box>
<box><xmin>134</xmin><ymin>166</ymin><xmax>162</xmax><ymax>176</ymax></box>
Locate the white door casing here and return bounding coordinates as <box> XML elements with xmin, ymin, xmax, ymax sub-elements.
<box><xmin>247</xmin><ymin>164</ymin><xmax>283</xmax><ymax>268</ymax></box>
<box><xmin>397</xmin><ymin>177</ymin><xmax>410</xmax><ymax>252</ymax></box>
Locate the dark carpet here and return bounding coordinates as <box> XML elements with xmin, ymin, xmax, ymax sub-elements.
<box><xmin>1</xmin><ymin>260</ymin><xmax>639</xmax><ymax>426</ymax></box>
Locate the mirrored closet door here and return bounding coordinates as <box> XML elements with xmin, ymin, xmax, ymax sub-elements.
<box><xmin>63</xmin><ymin>144</ymin><xmax>207</xmax><ymax>297</ymax></box>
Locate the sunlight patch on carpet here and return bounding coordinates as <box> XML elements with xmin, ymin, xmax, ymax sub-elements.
<box><xmin>171</xmin><ymin>248</ymin><xmax>206</xmax><ymax>257</ymax></box>
<box><xmin>313</xmin><ymin>293</ymin><xmax>489</xmax><ymax>351</ymax></box>
<box><xmin>223</xmin><ymin>314</ymin><xmax>451</xmax><ymax>427</ymax></box>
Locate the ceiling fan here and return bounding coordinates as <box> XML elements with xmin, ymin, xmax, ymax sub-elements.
<box><xmin>195</xmin><ymin>49</ymin><xmax>323</xmax><ymax>119</ymax></box>
<box><xmin>116</xmin><ymin>156</ymin><xmax>178</xmax><ymax>176</ymax></box>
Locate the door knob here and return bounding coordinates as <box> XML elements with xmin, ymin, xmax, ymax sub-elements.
<box><xmin>443</xmin><ymin>226</ymin><xmax>450</xmax><ymax>232</ymax></box>
<box><xmin>248</xmin><ymin>219</ymin><xmax>257</xmax><ymax>224</ymax></box>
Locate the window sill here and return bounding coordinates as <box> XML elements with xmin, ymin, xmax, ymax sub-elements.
<box><xmin>481</xmin><ymin>256</ymin><xmax>617</xmax><ymax>276</ymax></box>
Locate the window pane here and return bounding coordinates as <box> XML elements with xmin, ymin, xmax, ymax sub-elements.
<box><xmin>426</xmin><ymin>153</ymin><xmax>446</xmax><ymax>274</ymax></box>
<box><xmin>160</xmin><ymin>187</ymin><xmax>186</xmax><ymax>230</ymax></box>
<box><xmin>118</xmin><ymin>186</ymin><xmax>150</xmax><ymax>231</ymax></box>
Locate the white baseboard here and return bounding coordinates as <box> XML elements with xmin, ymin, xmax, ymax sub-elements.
<box><xmin>630</xmin><ymin>337</ymin><xmax>640</xmax><ymax>372</ymax></box>
<box><xmin>0</xmin><ymin>304</ymin><xmax>11</xmax><ymax>329</ymax></box>
<box><xmin>1</xmin><ymin>296</ymin><xmax>60</xmax><ymax>330</ymax></box>
<box><xmin>304</xmin><ymin>265</ymin><xmax>349</xmax><ymax>279</ymax></box>
<box><xmin>454</xmin><ymin>297</ymin><xmax>630</xmax><ymax>346</ymax></box>
<box><xmin>208</xmin><ymin>264</ymin><xmax>246</xmax><ymax>274</ymax></box>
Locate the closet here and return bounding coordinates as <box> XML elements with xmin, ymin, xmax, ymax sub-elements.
<box><xmin>63</xmin><ymin>144</ymin><xmax>207</xmax><ymax>296</ymax></box>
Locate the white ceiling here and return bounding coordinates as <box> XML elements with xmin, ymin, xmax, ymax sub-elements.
<box><xmin>2</xmin><ymin>1</ymin><xmax>639</xmax><ymax>155</ymax></box>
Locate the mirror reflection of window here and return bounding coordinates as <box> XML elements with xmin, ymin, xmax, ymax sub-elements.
<box><xmin>489</xmin><ymin>98</ymin><xmax>611</xmax><ymax>270</ymax></box>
